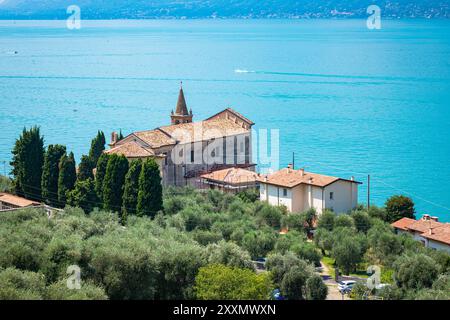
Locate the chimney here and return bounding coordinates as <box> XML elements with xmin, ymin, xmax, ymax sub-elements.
<box><xmin>300</xmin><ymin>168</ymin><xmax>305</xmax><ymax>177</ymax></box>
<box><xmin>351</xmin><ymin>176</ymin><xmax>355</xmax><ymax>181</ymax></box>
<box><xmin>287</xmin><ymin>164</ymin><xmax>293</xmax><ymax>171</ymax></box>
<box><xmin>111</xmin><ymin>131</ymin><xmax>118</xmax><ymax>146</ymax></box>
<box><xmin>429</xmin><ymin>228</ymin><xmax>433</xmax><ymax>235</ymax></box>
<box><xmin>264</xmin><ymin>175</ymin><xmax>268</xmax><ymax>182</ymax></box>
<box><xmin>431</xmin><ymin>216</ymin><xmax>439</xmax><ymax>222</ymax></box>
<box><xmin>309</xmin><ymin>177</ymin><xmax>313</xmax><ymax>184</ymax></box>
<box><xmin>422</xmin><ymin>214</ymin><xmax>431</xmax><ymax>221</ymax></box>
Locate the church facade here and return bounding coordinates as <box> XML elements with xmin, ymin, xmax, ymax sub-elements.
<box><xmin>105</xmin><ymin>85</ymin><xmax>255</xmax><ymax>186</ymax></box>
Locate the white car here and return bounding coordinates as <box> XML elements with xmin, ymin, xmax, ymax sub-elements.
<box><xmin>375</xmin><ymin>283</ymin><xmax>390</xmax><ymax>290</ymax></box>
<box><xmin>338</xmin><ymin>280</ymin><xmax>356</xmax><ymax>293</ymax></box>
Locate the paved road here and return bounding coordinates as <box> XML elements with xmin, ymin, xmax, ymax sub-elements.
<box><xmin>319</xmin><ymin>262</ymin><xmax>350</xmax><ymax>301</ymax></box>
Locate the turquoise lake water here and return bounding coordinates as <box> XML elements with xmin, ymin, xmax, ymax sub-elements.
<box><xmin>0</xmin><ymin>19</ymin><xmax>449</xmax><ymax>221</ymax></box>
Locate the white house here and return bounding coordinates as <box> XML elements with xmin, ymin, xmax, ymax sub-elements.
<box><xmin>258</xmin><ymin>165</ymin><xmax>361</xmax><ymax>214</ymax></box>
<box><xmin>392</xmin><ymin>215</ymin><xmax>450</xmax><ymax>253</ymax></box>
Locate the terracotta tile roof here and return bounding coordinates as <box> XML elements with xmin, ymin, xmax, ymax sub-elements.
<box><xmin>391</xmin><ymin>216</ymin><xmax>450</xmax><ymax>246</ymax></box>
<box><xmin>158</xmin><ymin>117</ymin><xmax>249</xmax><ymax>145</ymax></box>
<box><xmin>391</xmin><ymin>217</ymin><xmax>416</xmax><ymax>231</ymax></box>
<box><xmin>257</xmin><ymin>168</ymin><xmax>361</xmax><ymax>188</ymax></box>
<box><xmin>421</xmin><ymin>224</ymin><xmax>450</xmax><ymax>245</ymax></box>
<box><xmin>105</xmin><ymin>140</ymin><xmax>159</xmax><ymax>158</ymax></box>
<box><xmin>133</xmin><ymin>129</ymin><xmax>177</xmax><ymax>148</ymax></box>
<box><xmin>206</xmin><ymin>108</ymin><xmax>255</xmax><ymax>125</ymax></box>
<box><xmin>201</xmin><ymin>168</ymin><xmax>259</xmax><ymax>185</ymax></box>
<box><xmin>0</xmin><ymin>193</ymin><xmax>40</xmax><ymax>208</ymax></box>
<box><xmin>407</xmin><ymin>219</ymin><xmax>443</xmax><ymax>233</ymax></box>
<box><xmin>108</xmin><ymin>108</ymin><xmax>252</xmax><ymax>159</ymax></box>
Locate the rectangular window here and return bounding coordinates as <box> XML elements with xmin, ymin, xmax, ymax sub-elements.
<box><xmin>215</xmin><ymin>146</ymin><xmax>220</xmax><ymax>157</ymax></box>
<box><xmin>245</xmin><ymin>136</ymin><xmax>250</xmax><ymax>164</ymax></box>
<box><xmin>330</xmin><ymin>192</ymin><xmax>334</xmax><ymax>200</ymax></box>
<box><xmin>190</xmin><ymin>150</ymin><xmax>194</xmax><ymax>163</ymax></box>
<box><xmin>223</xmin><ymin>137</ymin><xmax>227</xmax><ymax>164</ymax></box>
<box><xmin>234</xmin><ymin>136</ymin><xmax>238</xmax><ymax>164</ymax></box>
<box><xmin>163</xmin><ymin>152</ymin><xmax>168</xmax><ymax>165</ymax></box>
<box><xmin>283</xmin><ymin>188</ymin><xmax>287</xmax><ymax>197</ymax></box>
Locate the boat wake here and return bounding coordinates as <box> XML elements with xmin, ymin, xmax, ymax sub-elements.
<box><xmin>234</xmin><ymin>69</ymin><xmax>255</xmax><ymax>74</ymax></box>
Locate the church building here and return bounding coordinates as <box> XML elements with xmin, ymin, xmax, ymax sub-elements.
<box><xmin>105</xmin><ymin>84</ymin><xmax>255</xmax><ymax>186</ymax></box>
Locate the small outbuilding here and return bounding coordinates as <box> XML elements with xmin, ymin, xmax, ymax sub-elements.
<box><xmin>0</xmin><ymin>193</ymin><xmax>41</xmax><ymax>211</ymax></box>
<box><xmin>200</xmin><ymin>167</ymin><xmax>259</xmax><ymax>193</ymax></box>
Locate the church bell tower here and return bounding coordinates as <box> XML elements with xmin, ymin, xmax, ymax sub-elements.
<box><xmin>171</xmin><ymin>82</ymin><xmax>193</xmax><ymax>125</ymax></box>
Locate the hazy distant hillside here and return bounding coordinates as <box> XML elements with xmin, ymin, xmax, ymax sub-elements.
<box><xmin>0</xmin><ymin>0</ymin><xmax>448</xmax><ymax>19</ymax></box>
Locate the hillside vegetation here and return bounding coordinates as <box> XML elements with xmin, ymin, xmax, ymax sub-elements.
<box><xmin>0</xmin><ymin>0</ymin><xmax>448</xmax><ymax>19</ymax></box>
<box><xmin>0</xmin><ymin>187</ymin><xmax>449</xmax><ymax>300</ymax></box>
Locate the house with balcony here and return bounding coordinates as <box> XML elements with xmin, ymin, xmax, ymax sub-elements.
<box><xmin>258</xmin><ymin>165</ymin><xmax>361</xmax><ymax>214</ymax></box>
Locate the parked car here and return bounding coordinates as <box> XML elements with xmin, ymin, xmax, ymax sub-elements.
<box><xmin>254</xmin><ymin>257</ymin><xmax>267</xmax><ymax>270</ymax></box>
<box><xmin>338</xmin><ymin>280</ymin><xmax>356</xmax><ymax>294</ymax></box>
<box><xmin>271</xmin><ymin>289</ymin><xmax>284</xmax><ymax>300</ymax></box>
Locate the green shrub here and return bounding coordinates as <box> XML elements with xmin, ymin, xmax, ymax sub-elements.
<box><xmin>195</xmin><ymin>264</ymin><xmax>273</xmax><ymax>300</ymax></box>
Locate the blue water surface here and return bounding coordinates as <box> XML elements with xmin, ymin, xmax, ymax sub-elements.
<box><xmin>0</xmin><ymin>19</ymin><xmax>449</xmax><ymax>220</ymax></box>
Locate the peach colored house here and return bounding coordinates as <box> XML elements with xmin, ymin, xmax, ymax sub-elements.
<box><xmin>258</xmin><ymin>165</ymin><xmax>361</xmax><ymax>214</ymax></box>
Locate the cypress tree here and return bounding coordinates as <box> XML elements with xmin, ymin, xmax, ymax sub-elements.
<box><xmin>88</xmin><ymin>131</ymin><xmax>106</xmax><ymax>166</ymax></box>
<box><xmin>137</xmin><ymin>158</ymin><xmax>162</xmax><ymax>218</ymax></box>
<box><xmin>78</xmin><ymin>155</ymin><xmax>93</xmax><ymax>181</ymax></box>
<box><xmin>103</xmin><ymin>154</ymin><xmax>129</xmax><ymax>212</ymax></box>
<box><xmin>118</xmin><ymin>129</ymin><xmax>124</xmax><ymax>141</ymax></box>
<box><xmin>121</xmin><ymin>159</ymin><xmax>142</xmax><ymax>222</ymax></box>
<box><xmin>94</xmin><ymin>153</ymin><xmax>110</xmax><ymax>201</ymax></box>
<box><xmin>58</xmin><ymin>152</ymin><xmax>77</xmax><ymax>207</ymax></box>
<box><xmin>10</xmin><ymin>126</ymin><xmax>45</xmax><ymax>201</ymax></box>
<box><xmin>67</xmin><ymin>178</ymin><xmax>98</xmax><ymax>214</ymax></box>
<box><xmin>41</xmin><ymin>144</ymin><xmax>66</xmax><ymax>206</ymax></box>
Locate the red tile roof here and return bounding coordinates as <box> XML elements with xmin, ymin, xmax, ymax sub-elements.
<box><xmin>105</xmin><ymin>140</ymin><xmax>163</xmax><ymax>158</ymax></box>
<box><xmin>407</xmin><ymin>219</ymin><xmax>442</xmax><ymax>233</ymax></box>
<box><xmin>0</xmin><ymin>193</ymin><xmax>41</xmax><ymax>208</ymax></box>
<box><xmin>391</xmin><ymin>216</ymin><xmax>450</xmax><ymax>246</ymax></box>
<box><xmin>201</xmin><ymin>167</ymin><xmax>259</xmax><ymax>185</ymax></box>
<box><xmin>108</xmin><ymin>108</ymin><xmax>253</xmax><ymax>159</ymax></box>
<box><xmin>257</xmin><ymin>168</ymin><xmax>361</xmax><ymax>188</ymax></box>
<box><xmin>421</xmin><ymin>224</ymin><xmax>450</xmax><ymax>245</ymax></box>
<box><xmin>391</xmin><ymin>217</ymin><xmax>416</xmax><ymax>231</ymax></box>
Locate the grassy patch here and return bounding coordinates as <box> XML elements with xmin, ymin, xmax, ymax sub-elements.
<box><xmin>321</xmin><ymin>256</ymin><xmax>369</xmax><ymax>279</ymax></box>
<box><xmin>321</xmin><ymin>256</ymin><xmax>335</xmax><ymax>276</ymax></box>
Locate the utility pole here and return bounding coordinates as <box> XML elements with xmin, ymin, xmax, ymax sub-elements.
<box><xmin>367</xmin><ymin>174</ymin><xmax>371</xmax><ymax>209</ymax></box>
<box><xmin>292</xmin><ymin>152</ymin><xmax>295</xmax><ymax>170</ymax></box>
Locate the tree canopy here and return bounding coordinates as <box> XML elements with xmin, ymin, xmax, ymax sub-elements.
<box><xmin>194</xmin><ymin>264</ymin><xmax>273</xmax><ymax>300</ymax></box>
<box><xmin>41</xmin><ymin>144</ymin><xmax>66</xmax><ymax>206</ymax></box>
<box><xmin>137</xmin><ymin>158</ymin><xmax>162</xmax><ymax>218</ymax></box>
<box><xmin>385</xmin><ymin>195</ymin><xmax>416</xmax><ymax>222</ymax></box>
<box><xmin>10</xmin><ymin>126</ymin><xmax>45</xmax><ymax>201</ymax></box>
<box><xmin>57</xmin><ymin>152</ymin><xmax>77</xmax><ymax>207</ymax></box>
<box><xmin>102</xmin><ymin>154</ymin><xmax>129</xmax><ymax>212</ymax></box>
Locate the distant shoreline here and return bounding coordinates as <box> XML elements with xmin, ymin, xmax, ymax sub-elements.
<box><xmin>0</xmin><ymin>16</ymin><xmax>449</xmax><ymax>20</ymax></box>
